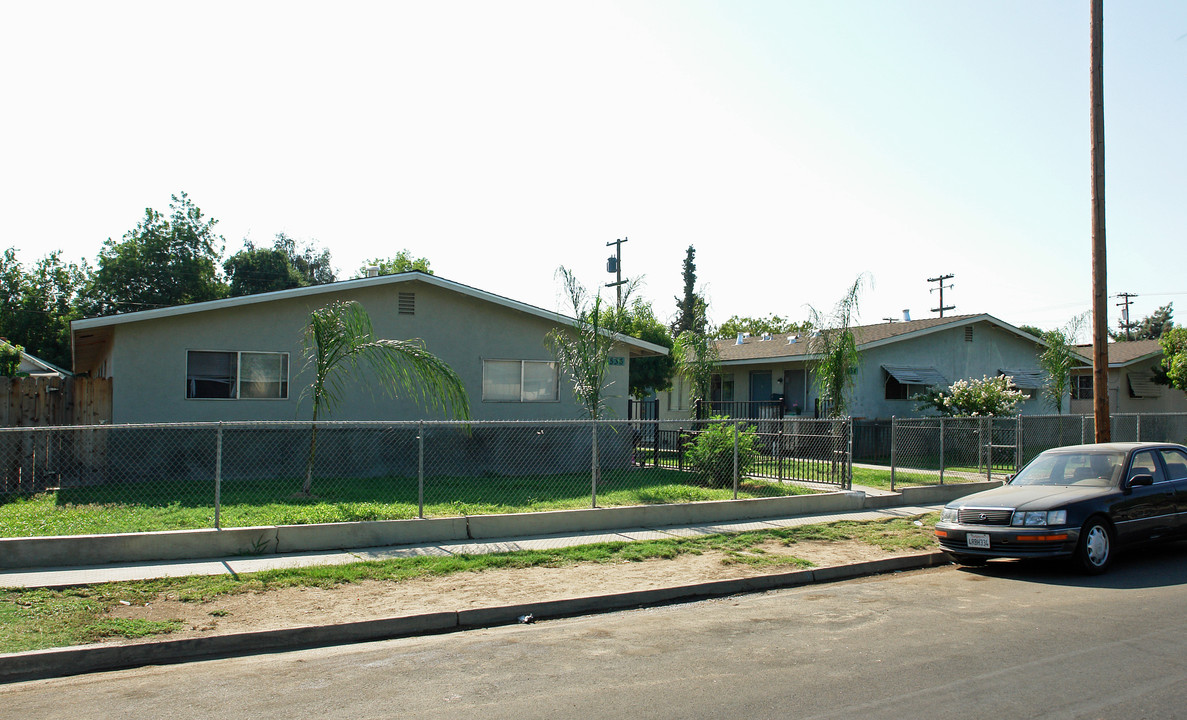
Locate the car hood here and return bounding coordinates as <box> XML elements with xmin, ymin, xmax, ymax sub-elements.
<box><xmin>949</xmin><ymin>484</ymin><xmax>1110</xmax><ymax>511</ymax></box>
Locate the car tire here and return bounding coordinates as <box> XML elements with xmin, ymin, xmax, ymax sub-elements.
<box><xmin>946</xmin><ymin>553</ymin><xmax>988</xmax><ymax>567</ymax></box>
<box><xmin>1075</xmin><ymin>518</ymin><xmax>1114</xmax><ymax>575</ymax></box>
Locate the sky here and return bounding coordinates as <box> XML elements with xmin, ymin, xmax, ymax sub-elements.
<box><xmin>2</xmin><ymin>1</ymin><xmax>1185</xmax><ymax>340</ymax></box>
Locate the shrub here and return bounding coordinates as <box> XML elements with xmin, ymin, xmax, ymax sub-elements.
<box><xmin>684</xmin><ymin>419</ymin><xmax>758</xmax><ymax>488</ymax></box>
<box><xmin>914</xmin><ymin>375</ymin><xmax>1027</xmax><ymax>417</ymax></box>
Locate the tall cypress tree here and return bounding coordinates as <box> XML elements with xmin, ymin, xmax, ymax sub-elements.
<box><xmin>673</xmin><ymin>245</ymin><xmax>703</xmax><ymax>334</ymax></box>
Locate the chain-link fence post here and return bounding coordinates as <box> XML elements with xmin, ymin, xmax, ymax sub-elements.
<box><xmin>1015</xmin><ymin>415</ymin><xmax>1022</xmax><ymax>472</ymax></box>
<box><xmin>890</xmin><ymin>416</ymin><xmax>896</xmax><ymax>491</ymax></box>
<box><xmin>591</xmin><ymin>422</ymin><xmax>599</xmax><ymax>508</ymax></box>
<box><xmin>984</xmin><ymin>417</ymin><xmax>992</xmax><ymax>481</ymax></box>
<box><xmin>417</xmin><ymin>420</ymin><xmax>425</xmax><ymax>519</ymax></box>
<box><xmin>214</xmin><ymin>421</ymin><xmax>223</xmax><ymax>530</ymax></box>
<box><xmin>732</xmin><ymin>420</ymin><xmax>739</xmax><ymax>500</ymax></box>
<box><xmin>846</xmin><ymin>418</ymin><xmax>853</xmax><ymax>491</ymax></box>
<box><xmin>1137</xmin><ymin>413</ymin><xmax>1142</xmax><ymax>442</ymax></box>
<box><xmin>938</xmin><ymin>416</ymin><xmax>945</xmax><ymax>486</ymax></box>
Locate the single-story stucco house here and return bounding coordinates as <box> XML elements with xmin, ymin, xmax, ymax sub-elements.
<box><xmin>659</xmin><ymin>313</ymin><xmax>1056</xmax><ymax>421</ymax></box>
<box><xmin>1070</xmin><ymin>340</ymin><xmax>1187</xmax><ymax>415</ymax></box>
<box><xmin>70</xmin><ymin>272</ymin><xmax>667</xmax><ymax>424</ymax></box>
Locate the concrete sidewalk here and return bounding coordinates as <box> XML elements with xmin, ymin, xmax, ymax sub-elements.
<box><xmin>0</xmin><ymin>504</ymin><xmax>943</xmax><ymax>589</ymax></box>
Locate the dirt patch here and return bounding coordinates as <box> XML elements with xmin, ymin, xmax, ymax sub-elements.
<box><xmin>104</xmin><ymin>540</ymin><xmax>915</xmax><ymax>644</ymax></box>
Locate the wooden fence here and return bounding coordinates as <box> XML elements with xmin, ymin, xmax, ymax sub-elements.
<box><xmin>0</xmin><ymin>377</ymin><xmax>112</xmax><ymax>427</ymax></box>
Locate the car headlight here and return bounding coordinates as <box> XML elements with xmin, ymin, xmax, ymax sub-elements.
<box><xmin>940</xmin><ymin>507</ymin><xmax>959</xmax><ymax>523</ymax></box>
<box><xmin>1011</xmin><ymin>510</ymin><xmax>1067</xmax><ymax>527</ymax></box>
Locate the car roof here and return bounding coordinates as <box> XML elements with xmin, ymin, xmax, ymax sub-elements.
<box><xmin>1041</xmin><ymin>442</ymin><xmax>1186</xmax><ymax>454</ymax></box>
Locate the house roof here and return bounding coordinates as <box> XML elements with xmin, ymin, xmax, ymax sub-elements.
<box><xmin>71</xmin><ymin>271</ymin><xmax>670</xmax><ymax>360</ymax></box>
<box><xmin>716</xmin><ymin>313</ymin><xmax>1042</xmax><ymax>365</ymax></box>
<box><xmin>1072</xmin><ymin>339</ymin><xmax>1162</xmax><ymax>368</ymax></box>
<box><xmin>1</xmin><ymin>340</ymin><xmax>71</xmax><ymax>378</ymax></box>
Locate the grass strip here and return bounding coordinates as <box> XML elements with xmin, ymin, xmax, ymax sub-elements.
<box><xmin>0</xmin><ymin>513</ymin><xmax>939</xmax><ymax>655</ymax></box>
<box><xmin>0</xmin><ymin>469</ymin><xmax>817</xmax><ymax>538</ymax></box>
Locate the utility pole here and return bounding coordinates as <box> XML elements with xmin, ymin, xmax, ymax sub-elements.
<box><xmin>1090</xmin><ymin>0</ymin><xmax>1110</xmax><ymax>442</ymax></box>
<box><xmin>605</xmin><ymin>237</ymin><xmax>628</xmax><ymax>308</ymax></box>
<box><xmin>928</xmin><ymin>274</ymin><xmax>955</xmax><ymax>317</ymax></box>
<box><xmin>1115</xmin><ymin>292</ymin><xmax>1137</xmax><ymax>340</ymax></box>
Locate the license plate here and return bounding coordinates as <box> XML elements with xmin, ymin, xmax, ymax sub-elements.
<box><xmin>967</xmin><ymin>533</ymin><xmax>990</xmax><ymax>549</ymax></box>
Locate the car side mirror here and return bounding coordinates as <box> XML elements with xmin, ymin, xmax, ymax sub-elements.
<box><xmin>1128</xmin><ymin>474</ymin><xmax>1154</xmax><ymax>488</ymax></box>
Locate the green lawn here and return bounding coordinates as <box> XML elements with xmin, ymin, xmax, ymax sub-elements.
<box><xmin>0</xmin><ymin>513</ymin><xmax>939</xmax><ymax>654</ymax></box>
<box><xmin>0</xmin><ymin>468</ymin><xmax>818</xmax><ymax>538</ymax></box>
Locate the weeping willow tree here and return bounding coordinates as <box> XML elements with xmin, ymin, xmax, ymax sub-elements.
<box><xmin>300</xmin><ymin>300</ymin><xmax>471</xmax><ymax>495</ymax></box>
<box><xmin>808</xmin><ymin>276</ymin><xmax>867</xmax><ymax>418</ymax></box>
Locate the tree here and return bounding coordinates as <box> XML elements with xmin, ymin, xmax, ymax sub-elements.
<box><xmin>82</xmin><ymin>192</ymin><xmax>227</xmax><ymax>316</ymax></box>
<box><xmin>300</xmin><ymin>300</ymin><xmax>470</xmax><ymax>495</ymax></box>
<box><xmin>715</xmin><ymin>314</ymin><xmax>811</xmax><ymax>340</ymax></box>
<box><xmin>1160</xmin><ymin>326</ymin><xmax>1187</xmax><ymax>394</ymax></box>
<box><xmin>356</xmin><ymin>251</ymin><xmax>433</xmax><ymax>278</ymax></box>
<box><xmin>1017</xmin><ymin>324</ymin><xmax>1047</xmax><ymax>339</ymax></box>
<box><xmin>605</xmin><ymin>299</ymin><xmax>676</xmax><ymax>399</ymax></box>
<box><xmin>0</xmin><ymin>340</ymin><xmax>22</xmax><ymax>377</ymax></box>
<box><xmin>545</xmin><ymin>268</ymin><xmax>636</xmax><ymax>419</ymax></box>
<box><xmin>1039</xmin><ymin>314</ymin><xmax>1088</xmax><ymax>414</ymax></box>
<box><xmin>1110</xmin><ymin>303</ymin><xmax>1174</xmax><ymax>341</ymax></box>
<box><xmin>808</xmin><ymin>277</ymin><xmax>866</xmax><ymax>417</ymax></box>
<box><xmin>0</xmin><ymin>249</ymin><xmax>88</xmax><ymax>368</ymax></box>
<box><xmin>672</xmin><ymin>245</ymin><xmax>704</xmax><ymax>335</ymax></box>
<box><xmin>673</xmin><ymin>297</ymin><xmax>719</xmax><ymax>417</ymax></box>
<box><xmin>224</xmin><ymin>234</ymin><xmax>336</xmax><ymax>297</ymax></box>
<box><xmin>914</xmin><ymin>375</ymin><xmax>1028</xmax><ymax>417</ymax></box>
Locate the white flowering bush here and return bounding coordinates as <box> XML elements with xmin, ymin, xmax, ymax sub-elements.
<box><xmin>914</xmin><ymin>375</ymin><xmax>1027</xmax><ymax>417</ymax></box>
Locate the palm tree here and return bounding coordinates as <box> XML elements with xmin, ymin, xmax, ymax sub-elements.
<box><xmin>300</xmin><ymin>300</ymin><xmax>470</xmax><ymax>495</ymax></box>
<box><xmin>808</xmin><ymin>276</ymin><xmax>866</xmax><ymax>418</ymax></box>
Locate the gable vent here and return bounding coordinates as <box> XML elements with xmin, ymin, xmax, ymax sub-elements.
<box><xmin>398</xmin><ymin>292</ymin><xmax>415</xmax><ymax>315</ymax></box>
<box><xmin>964</xmin><ymin>326</ymin><xmax>973</xmax><ymax>342</ymax></box>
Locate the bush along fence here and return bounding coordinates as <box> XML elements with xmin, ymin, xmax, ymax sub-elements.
<box><xmin>856</xmin><ymin>412</ymin><xmax>1187</xmax><ymax>490</ymax></box>
<box><xmin>0</xmin><ymin>418</ymin><xmax>842</xmax><ymax>537</ymax></box>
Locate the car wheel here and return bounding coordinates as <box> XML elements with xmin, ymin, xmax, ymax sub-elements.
<box><xmin>946</xmin><ymin>553</ymin><xmax>988</xmax><ymax>567</ymax></box>
<box><xmin>1075</xmin><ymin>518</ymin><xmax>1113</xmax><ymax>574</ymax></box>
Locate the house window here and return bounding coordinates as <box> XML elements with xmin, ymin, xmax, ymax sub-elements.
<box><xmin>885</xmin><ymin>376</ymin><xmax>928</xmax><ymax>400</ymax></box>
<box><xmin>710</xmin><ymin>373</ymin><xmax>734</xmax><ymax>402</ymax></box>
<box><xmin>482</xmin><ymin>360</ymin><xmax>559</xmax><ymax>402</ymax></box>
<box><xmin>1071</xmin><ymin>375</ymin><xmax>1093</xmax><ymax>400</ymax></box>
<box><xmin>668</xmin><ymin>376</ymin><xmax>689</xmax><ymax>411</ymax></box>
<box><xmin>186</xmin><ymin>350</ymin><xmax>289</xmax><ymax>400</ymax></box>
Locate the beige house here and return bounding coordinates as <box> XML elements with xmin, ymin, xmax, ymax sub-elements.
<box><xmin>71</xmin><ymin>272</ymin><xmax>667</xmax><ymax>424</ymax></box>
<box><xmin>1070</xmin><ymin>340</ymin><xmax>1187</xmax><ymax>414</ymax></box>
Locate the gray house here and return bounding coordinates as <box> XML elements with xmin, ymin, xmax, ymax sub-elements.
<box><xmin>1070</xmin><ymin>340</ymin><xmax>1187</xmax><ymax>415</ymax></box>
<box><xmin>660</xmin><ymin>313</ymin><xmax>1054</xmax><ymax>420</ymax></box>
<box><xmin>71</xmin><ymin>272</ymin><xmax>667</xmax><ymax>424</ymax></box>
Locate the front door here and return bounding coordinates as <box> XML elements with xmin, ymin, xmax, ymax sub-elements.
<box><xmin>783</xmin><ymin>369</ymin><xmax>805</xmax><ymax>414</ymax></box>
<box><xmin>749</xmin><ymin>371</ymin><xmax>772</xmax><ymax>403</ymax></box>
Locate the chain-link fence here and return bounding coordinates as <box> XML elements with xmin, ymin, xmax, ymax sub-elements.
<box><xmin>857</xmin><ymin>412</ymin><xmax>1187</xmax><ymax>490</ymax></box>
<box><xmin>0</xmin><ymin>418</ymin><xmax>847</xmax><ymax>538</ymax></box>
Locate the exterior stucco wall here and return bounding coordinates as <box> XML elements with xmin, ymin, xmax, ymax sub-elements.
<box><xmin>103</xmin><ymin>279</ymin><xmax>631</xmax><ymax>423</ymax></box>
<box><xmin>1070</xmin><ymin>365</ymin><xmax>1187</xmax><ymax>415</ymax></box>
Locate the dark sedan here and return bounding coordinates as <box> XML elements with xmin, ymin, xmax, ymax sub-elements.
<box><xmin>935</xmin><ymin>442</ymin><xmax>1187</xmax><ymax>573</ymax></box>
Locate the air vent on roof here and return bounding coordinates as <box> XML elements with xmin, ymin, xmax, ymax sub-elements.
<box><xmin>903</xmin><ymin>309</ymin><xmax>911</xmax><ymax>322</ymax></box>
<box><xmin>787</xmin><ymin>335</ymin><xmax>799</xmax><ymax>344</ymax></box>
<box><xmin>366</xmin><ymin>266</ymin><xmax>380</xmax><ymax>278</ymax></box>
<box><xmin>398</xmin><ymin>292</ymin><xmax>415</xmax><ymax>315</ymax></box>
<box><xmin>761</xmin><ymin>332</ymin><xmax>772</xmax><ymax>341</ymax></box>
<box><xmin>735</xmin><ymin>333</ymin><xmax>745</xmax><ymax>345</ymax></box>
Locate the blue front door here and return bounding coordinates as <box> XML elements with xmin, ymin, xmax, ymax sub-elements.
<box><xmin>749</xmin><ymin>371</ymin><xmax>772</xmax><ymax>402</ymax></box>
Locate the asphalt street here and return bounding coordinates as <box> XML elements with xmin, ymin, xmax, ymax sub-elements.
<box><xmin>6</xmin><ymin>543</ymin><xmax>1187</xmax><ymax>720</ymax></box>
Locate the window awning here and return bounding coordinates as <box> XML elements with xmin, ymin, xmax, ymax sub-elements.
<box><xmin>999</xmin><ymin>368</ymin><xmax>1045</xmax><ymax>389</ymax></box>
<box><xmin>1128</xmin><ymin>374</ymin><xmax>1163</xmax><ymax>398</ymax></box>
<box><xmin>882</xmin><ymin>365</ymin><xmax>948</xmax><ymax>387</ymax></box>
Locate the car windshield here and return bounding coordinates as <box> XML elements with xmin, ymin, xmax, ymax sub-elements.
<box><xmin>1010</xmin><ymin>451</ymin><xmax>1126</xmax><ymax>487</ymax></box>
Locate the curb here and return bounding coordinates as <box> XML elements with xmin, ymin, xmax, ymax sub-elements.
<box><xmin>0</xmin><ymin>551</ymin><xmax>951</xmax><ymax>685</ymax></box>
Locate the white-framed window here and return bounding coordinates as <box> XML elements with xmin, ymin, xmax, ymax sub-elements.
<box><xmin>482</xmin><ymin>359</ymin><xmax>559</xmax><ymax>402</ymax></box>
<box><xmin>186</xmin><ymin>350</ymin><xmax>289</xmax><ymax>400</ymax></box>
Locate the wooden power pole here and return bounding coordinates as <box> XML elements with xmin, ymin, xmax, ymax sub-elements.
<box><xmin>1091</xmin><ymin>0</ymin><xmax>1110</xmax><ymax>442</ymax></box>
